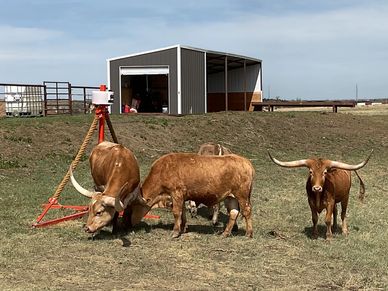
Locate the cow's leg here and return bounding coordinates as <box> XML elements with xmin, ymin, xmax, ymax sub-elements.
<box><xmin>171</xmin><ymin>194</ymin><xmax>184</xmax><ymax>238</ymax></box>
<box><xmin>122</xmin><ymin>206</ymin><xmax>132</xmax><ymax>230</ymax></box>
<box><xmin>181</xmin><ymin>205</ymin><xmax>188</xmax><ymax>233</ymax></box>
<box><xmin>211</xmin><ymin>203</ymin><xmax>220</xmax><ymax>226</ymax></box>
<box><xmin>223</xmin><ymin>208</ymin><xmax>239</xmax><ymax>237</ymax></box>
<box><xmin>340</xmin><ymin>198</ymin><xmax>349</xmax><ymax>236</ymax></box>
<box><xmin>234</xmin><ymin>197</ymin><xmax>253</xmax><ymax>238</ymax></box>
<box><xmin>325</xmin><ymin>200</ymin><xmax>335</xmax><ymax>240</ymax></box>
<box><xmin>332</xmin><ymin>204</ymin><xmax>338</xmax><ymax>233</ymax></box>
<box><xmin>308</xmin><ymin>198</ymin><xmax>319</xmax><ymax>239</ymax></box>
<box><xmin>111</xmin><ymin>212</ymin><xmax>120</xmax><ymax>235</ymax></box>
<box><xmin>225</xmin><ymin>197</ymin><xmax>239</xmax><ymax>232</ymax></box>
<box><xmin>188</xmin><ymin>200</ymin><xmax>197</xmax><ymax>218</ymax></box>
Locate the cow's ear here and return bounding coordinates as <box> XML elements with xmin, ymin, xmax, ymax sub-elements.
<box><xmin>101</xmin><ymin>196</ymin><xmax>124</xmax><ymax>212</ymax></box>
<box><xmin>101</xmin><ymin>196</ymin><xmax>115</xmax><ymax>207</ymax></box>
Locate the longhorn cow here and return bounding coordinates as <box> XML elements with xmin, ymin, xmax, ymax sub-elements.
<box><xmin>141</xmin><ymin>153</ymin><xmax>255</xmax><ymax>238</ymax></box>
<box><xmin>268</xmin><ymin>151</ymin><xmax>372</xmax><ymax>240</ymax></box>
<box><xmin>70</xmin><ymin>141</ymin><xmax>149</xmax><ymax>234</ymax></box>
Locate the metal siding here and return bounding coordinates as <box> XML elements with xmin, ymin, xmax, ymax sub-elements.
<box><xmin>109</xmin><ymin>48</ymin><xmax>177</xmax><ymax>114</ymax></box>
<box><xmin>207</xmin><ymin>64</ymin><xmax>261</xmax><ymax>93</ymax></box>
<box><xmin>181</xmin><ymin>48</ymin><xmax>205</xmax><ymax>114</ymax></box>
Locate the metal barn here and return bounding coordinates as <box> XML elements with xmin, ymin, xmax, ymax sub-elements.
<box><xmin>107</xmin><ymin>45</ymin><xmax>262</xmax><ymax>115</ymax></box>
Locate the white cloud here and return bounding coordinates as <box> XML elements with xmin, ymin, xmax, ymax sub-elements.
<box><xmin>1</xmin><ymin>1</ymin><xmax>388</xmax><ymax>98</ymax></box>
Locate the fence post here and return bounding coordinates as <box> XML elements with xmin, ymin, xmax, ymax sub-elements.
<box><xmin>43</xmin><ymin>84</ymin><xmax>47</xmax><ymax>116</ymax></box>
<box><xmin>68</xmin><ymin>82</ymin><xmax>73</xmax><ymax>115</ymax></box>
<box><xmin>83</xmin><ymin>87</ymin><xmax>87</xmax><ymax>114</ymax></box>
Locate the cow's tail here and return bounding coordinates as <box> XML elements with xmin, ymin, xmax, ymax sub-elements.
<box><xmin>354</xmin><ymin>170</ymin><xmax>365</xmax><ymax>202</ymax></box>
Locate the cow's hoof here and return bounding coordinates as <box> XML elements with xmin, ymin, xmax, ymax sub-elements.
<box><xmin>325</xmin><ymin>235</ymin><xmax>333</xmax><ymax>242</ymax></box>
<box><xmin>245</xmin><ymin>232</ymin><xmax>253</xmax><ymax>238</ymax></box>
<box><xmin>221</xmin><ymin>231</ymin><xmax>231</xmax><ymax>238</ymax></box>
<box><xmin>171</xmin><ymin>231</ymin><xmax>181</xmax><ymax>238</ymax></box>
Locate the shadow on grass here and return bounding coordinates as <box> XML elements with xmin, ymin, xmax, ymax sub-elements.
<box><xmin>87</xmin><ymin>230</ymin><xmax>131</xmax><ymax>247</ymax></box>
<box><xmin>303</xmin><ymin>223</ymin><xmax>360</xmax><ymax>239</ymax></box>
<box><xmin>148</xmin><ymin>221</ymin><xmax>244</xmax><ymax>237</ymax></box>
<box><xmin>142</xmin><ymin>215</ymin><xmax>244</xmax><ymax>237</ymax></box>
<box><xmin>86</xmin><ymin>220</ymin><xmax>152</xmax><ymax>246</ymax></box>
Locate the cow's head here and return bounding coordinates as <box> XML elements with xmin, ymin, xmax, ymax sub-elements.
<box><xmin>268</xmin><ymin>150</ymin><xmax>372</xmax><ymax>194</ymax></box>
<box><xmin>69</xmin><ymin>167</ymin><xmax>128</xmax><ymax>233</ymax></box>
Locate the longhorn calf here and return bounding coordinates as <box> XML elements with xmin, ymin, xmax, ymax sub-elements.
<box><xmin>141</xmin><ymin>153</ymin><xmax>255</xmax><ymax>238</ymax></box>
<box><xmin>269</xmin><ymin>151</ymin><xmax>372</xmax><ymax>240</ymax></box>
<box><xmin>70</xmin><ymin>141</ymin><xmax>149</xmax><ymax>234</ymax></box>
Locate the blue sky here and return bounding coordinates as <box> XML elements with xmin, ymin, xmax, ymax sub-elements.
<box><xmin>0</xmin><ymin>0</ymin><xmax>387</xmax><ymax>100</ymax></box>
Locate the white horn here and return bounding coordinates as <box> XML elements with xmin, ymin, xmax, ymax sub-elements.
<box><xmin>329</xmin><ymin>150</ymin><xmax>373</xmax><ymax>171</ymax></box>
<box><xmin>69</xmin><ymin>166</ymin><xmax>95</xmax><ymax>198</ymax></box>
<box><xmin>268</xmin><ymin>151</ymin><xmax>309</xmax><ymax>168</ymax></box>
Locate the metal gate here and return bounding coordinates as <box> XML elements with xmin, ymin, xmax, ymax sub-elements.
<box><xmin>43</xmin><ymin>81</ymin><xmax>72</xmax><ymax>115</ymax></box>
<box><xmin>0</xmin><ymin>82</ymin><xmax>101</xmax><ymax>117</ymax></box>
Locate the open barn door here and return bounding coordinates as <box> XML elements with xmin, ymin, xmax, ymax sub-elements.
<box><xmin>120</xmin><ymin>67</ymin><xmax>169</xmax><ymax>113</ymax></box>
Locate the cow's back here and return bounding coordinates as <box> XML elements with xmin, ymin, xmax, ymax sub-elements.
<box><xmin>89</xmin><ymin>142</ymin><xmax>140</xmax><ymax>193</ymax></box>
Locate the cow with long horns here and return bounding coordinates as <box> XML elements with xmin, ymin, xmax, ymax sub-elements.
<box><xmin>70</xmin><ymin>141</ymin><xmax>149</xmax><ymax>234</ymax></box>
<box><xmin>268</xmin><ymin>151</ymin><xmax>372</xmax><ymax>240</ymax></box>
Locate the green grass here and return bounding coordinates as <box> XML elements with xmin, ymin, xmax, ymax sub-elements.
<box><xmin>0</xmin><ymin>108</ymin><xmax>387</xmax><ymax>289</ymax></box>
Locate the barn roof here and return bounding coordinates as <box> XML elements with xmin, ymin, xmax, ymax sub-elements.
<box><xmin>107</xmin><ymin>45</ymin><xmax>261</xmax><ymax>74</ymax></box>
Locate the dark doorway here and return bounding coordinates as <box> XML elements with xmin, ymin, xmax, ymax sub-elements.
<box><xmin>121</xmin><ymin>74</ymin><xmax>168</xmax><ymax>113</ymax></box>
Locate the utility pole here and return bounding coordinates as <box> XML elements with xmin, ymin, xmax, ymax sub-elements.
<box><xmin>268</xmin><ymin>85</ymin><xmax>271</xmax><ymax>100</ymax></box>
<box><xmin>356</xmin><ymin>83</ymin><xmax>358</xmax><ymax>102</ymax></box>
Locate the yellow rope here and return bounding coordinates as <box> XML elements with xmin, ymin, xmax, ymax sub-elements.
<box><xmin>51</xmin><ymin>115</ymin><xmax>99</xmax><ymax>200</ymax></box>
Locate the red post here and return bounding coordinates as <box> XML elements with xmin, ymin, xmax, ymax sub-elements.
<box><xmin>97</xmin><ymin>85</ymin><xmax>107</xmax><ymax>144</ymax></box>
<box><xmin>97</xmin><ymin>106</ymin><xmax>105</xmax><ymax>143</ymax></box>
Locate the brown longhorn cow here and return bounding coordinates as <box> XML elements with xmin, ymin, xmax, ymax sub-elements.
<box><xmin>140</xmin><ymin>153</ymin><xmax>255</xmax><ymax>238</ymax></box>
<box><xmin>190</xmin><ymin>143</ymin><xmax>239</xmax><ymax>231</ymax></box>
<box><xmin>70</xmin><ymin>141</ymin><xmax>149</xmax><ymax>234</ymax></box>
<box><xmin>268</xmin><ymin>151</ymin><xmax>372</xmax><ymax>240</ymax></box>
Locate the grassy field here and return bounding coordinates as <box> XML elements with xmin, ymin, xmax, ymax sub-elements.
<box><xmin>0</xmin><ymin>106</ymin><xmax>387</xmax><ymax>290</ymax></box>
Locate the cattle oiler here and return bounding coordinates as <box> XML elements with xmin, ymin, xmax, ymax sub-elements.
<box><xmin>268</xmin><ymin>150</ymin><xmax>373</xmax><ymax>240</ymax></box>
<box><xmin>32</xmin><ymin>85</ymin><xmax>156</xmax><ymax>230</ymax></box>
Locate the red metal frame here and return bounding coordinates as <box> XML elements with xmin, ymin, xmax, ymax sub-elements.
<box><xmin>96</xmin><ymin>105</ymin><xmax>107</xmax><ymax>143</ymax></box>
<box><xmin>32</xmin><ymin>85</ymin><xmax>159</xmax><ymax>228</ymax></box>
